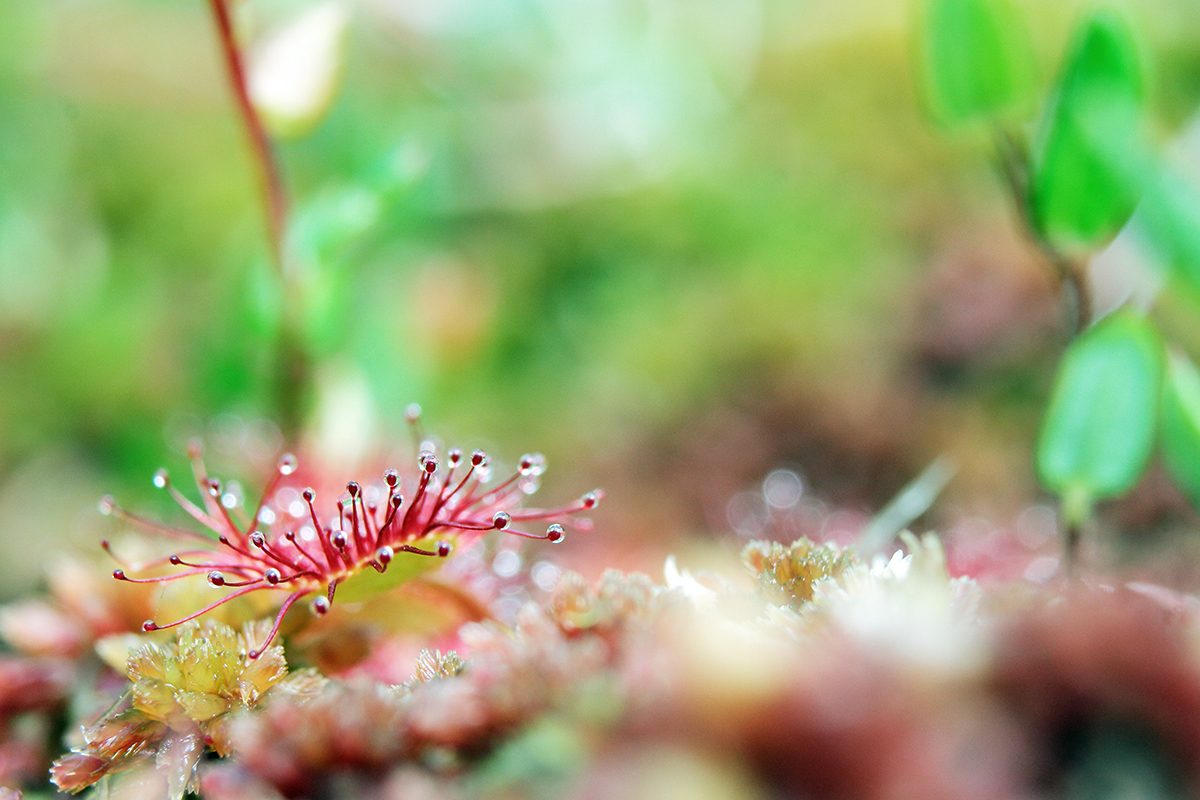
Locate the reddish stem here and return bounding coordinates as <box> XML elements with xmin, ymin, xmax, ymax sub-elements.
<box><xmin>208</xmin><ymin>0</ymin><xmax>288</xmax><ymax>271</ymax></box>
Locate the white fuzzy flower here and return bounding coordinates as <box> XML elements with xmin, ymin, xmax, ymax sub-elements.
<box><xmin>663</xmin><ymin>555</ymin><xmax>719</xmax><ymax>607</ymax></box>
<box><xmin>812</xmin><ymin>532</ymin><xmax>986</xmax><ymax>677</ymax></box>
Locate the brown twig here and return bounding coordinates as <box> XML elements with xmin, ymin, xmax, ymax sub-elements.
<box><xmin>209</xmin><ymin>0</ymin><xmax>288</xmax><ymax>272</ymax></box>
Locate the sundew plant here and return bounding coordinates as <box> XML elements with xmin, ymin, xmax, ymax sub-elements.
<box><xmin>6</xmin><ymin>0</ymin><xmax>1200</xmax><ymax>799</ymax></box>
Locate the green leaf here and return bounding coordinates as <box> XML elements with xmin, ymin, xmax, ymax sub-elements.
<box><xmin>1031</xmin><ymin>12</ymin><xmax>1148</xmax><ymax>251</ymax></box>
<box><xmin>333</xmin><ymin>535</ymin><xmax>451</xmax><ymax>603</ymax></box>
<box><xmin>1137</xmin><ymin>171</ymin><xmax>1200</xmax><ymax>291</ymax></box>
<box><xmin>290</xmin><ymin>186</ymin><xmax>382</xmax><ymax>269</ymax></box>
<box><xmin>1160</xmin><ymin>351</ymin><xmax>1200</xmax><ymax>508</ymax></box>
<box><xmin>285</xmin><ymin>186</ymin><xmax>383</xmax><ymax>353</ymax></box>
<box><xmin>1036</xmin><ymin>312</ymin><xmax>1163</xmax><ymax>514</ymax></box>
<box><xmin>1063</xmin><ymin>722</ymin><xmax>1182</xmax><ymax>800</ymax></box>
<box><xmin>920</xmin><ymin>0</ymin><xmax>1036</xmax><ymax>124</ymax></box>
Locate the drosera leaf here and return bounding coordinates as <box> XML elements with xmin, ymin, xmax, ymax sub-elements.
<box><xmin>1160</xmin><ymin>350</ymin><xmax>1200</xmax><ymax>508</ymax></box>
<box><xmin>1031</xmin><ymin>10</ymin><xmax>1148</xmax><ymax>253</ymax></box>
<box><xmin>919</xmin><ymin>0</ymin><xmax>1036</xmax><ymax>125</ymax></box>
<box><xmin>1036</xmin><ymin>311</ymin><xmax>1164</xmax><ymax>522</ymax></box>
<box><xmin>332</xmin><ymin>534</ymin><xmax>454</xmax><ymax>603</ymax></box>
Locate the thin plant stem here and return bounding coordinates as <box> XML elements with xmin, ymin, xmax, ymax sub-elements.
<box><xmin>1062</xmin><ymin>262</ymin><xmax>1091</xmax><ymax>335</ymax></box>
<box><xmin>993</xmin><ymin>127</ymin><xmax>1091</xmax><ymax>336</ymax></box>
<box><xmin>1062</xmin><ymin>520</ymin><xmax>1081</xmax><ymax>576</ymax></box>
<box><xmin>209</xmin><ymin>0</ymin><xmax>288</xmax><ymax>273</ymax></box>
<box><xmin>995</xmin><ymin>127</ymin><xmax>1096</xmax><ymax>574</ymax></box>
<box><xmin>207</xmin><ymin>0</ymin><xmax>310</xmax><ymax>438</ymax></box>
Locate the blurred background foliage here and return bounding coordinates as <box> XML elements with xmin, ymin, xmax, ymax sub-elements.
<box><xmin>5</xmin><ymin>0</ymin><xmax>1200</xmax><ymax>597</ymax></box>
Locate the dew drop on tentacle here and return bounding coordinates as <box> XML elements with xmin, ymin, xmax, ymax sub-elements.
<box><xmin>384</xmin><ymin>468</ymin><xmax>399</xmax><ymax>489</ymax></box>
<box><xmin>153</xmin><ymin>469</ymin><xmax>169</xmax><ymax>489</ymax></box>
<box><xmin>98</xmin><ymin>495</ymin><xmax>115</xmax><ymax>515</ymax></box>
<box><xmin>437</xmin><ymin>540</ymin><xmax>452</xmax><ymax>557</ymax></box>
<box><xmin>311</xmin><ymin>595</ymin><xmax>330</xmax><ymax>615</ymax></box>
<box><xmin>448</xmin><ymin>448</ymin><xmax>462</xmax><ymax>466</ymax></box>
<box><xmin>302</xmin><ymin>487</ymin><xmax>315</xmax><ymax>502</ymax></box>
<box><xmin>277</xmin><ymin>453</ymin><xmax>297</xmax><ymax>475</ymax></box>
<box><xmin>347</xmin><ymin>481</ymin><xmax>360</xmax><ymax>498</ymax></box>
<box><xmin>493</xmin><ymin>511</ymin><xmax>511</xmax><ymax>530</ymax></box>
<box><xmin>208</xmin><ymin>479</ymin><xmax>221</xmax><ymax>498</ymax></box>
<box><xmin>264</xmin><ymin>569</ymin><xmax>281</xmax><ymax>585</ymax></box>
<box><xmin>142</xmin><ymin>621</ymin><xmax>158</xmax><ymax>632</ymax></box>
<box><xmin>471</xmin><ymin>449</ymin><xmax>487</xmax><ymax>467</ymax></box>
<box><xmin>582</xmin><ymin>490</ymin><xmax>601</xmax><ymax>509</ymax></box>
<box><xmin>546</xmin><ymin>523</ymin><xmax>565</xmax><ymax>543</ymax></box>
<box><xmin>208</xmin><ymin>571</ymin><xmax>225</xmax><ymax>587</ymax></box>
<box><xmin>376</xmin><ymin>546</ymin><xmax>393</xmax><ymax>567</ymax></box>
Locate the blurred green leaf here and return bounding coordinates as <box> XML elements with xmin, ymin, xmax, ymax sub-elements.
<box><xmin>468</xmin><ymin>717</ymin><xmax>587</xmax><ymax>797</ymax></box>
<box><xmin>246</xmin><ymin>256</ymin><xmax>283</xmax><ymax>342</ymax></box>
<box><xmin>1138</xmin><ymin>170</ymin><xmax>1200</xmax><ymax>291</ymax></box>
<box><xmin>1036</xmin><ymin>311</ymin><xmax>1163</xmax><ymax>516</ymax></box>
<box><xmin>287</xmin><ymin>186</ymin><xmax>383</xmax><ymax>353</ymax></box>
<box><xmin>1064</xmin><ymin>722</ymin><xmax>1182</xmax><ymax>800</ymax></box>
<box><xmin>920</xmin><ymin>0</ymin><xmax>1036</xmax><ymax>124</ymax></box>
<box><xmin>1160</xmin><ymin>350</ymin><xmax>1200</xmax><ymax>508</ymax></box>
<box><xmin>1032</xmin><ymin>11</ymin><xmax>1147</xmax><ymax>252</ymax></box>
<box><xmin>290</xmin><ymin>186</ymin><xmax>382</xmax><ymax>269</ymax></box>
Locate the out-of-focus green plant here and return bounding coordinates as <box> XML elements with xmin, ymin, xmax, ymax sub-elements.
<box><xmin>1031</xmin><ymin>12</ymin><xmax>1147</xmax><ymax>253</ymax></box>
<box><xmin>1035</xmin><ymin>312</ymin><xmax>1162</xmax><ymax>530</ymax></box>
<box><xmin>920</xmin><ymin>0</ymin><xmax>1036</xmax><ymax>124</ymax></box>
<box><xmin>1160</xmin><ymin>351</ymin><xmax>1200</xmax><ymax>507</ymax></box>
<box><xmin>920</xmin><ymin>1</ymin><xmax>1200</xmax><ymax>565</ymax></box>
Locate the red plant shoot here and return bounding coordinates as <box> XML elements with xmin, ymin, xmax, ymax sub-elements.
<box><xmin>102</xmin><ymin>419</ymin><xmax>601</xmax><ymax>659</ymax></box>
